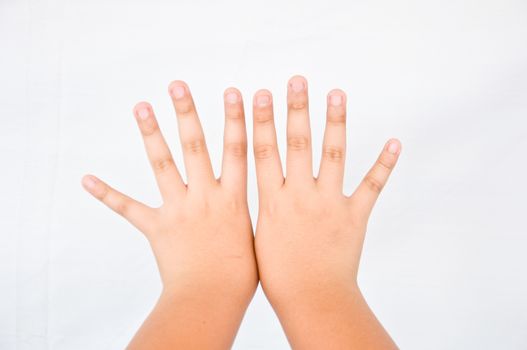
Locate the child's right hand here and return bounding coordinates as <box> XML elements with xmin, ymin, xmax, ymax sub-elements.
<box><xmin>252</xmin><ymin>75</ymin><xmax>400</xmax><ymax>349</ymax></box>
<box><xmin>82</xmin><ymin>81</ymin><xmax>257</xmax><ymax>349</ymax></box>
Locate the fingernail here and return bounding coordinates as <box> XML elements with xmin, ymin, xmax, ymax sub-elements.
<box><xmin>387</xmin><ymin>141</ymin><xmax>400</xmax><ymax>154</ymax></box>
<box><xmin>290</xmin><ymin>80</ymin><xmax>305</xmax><ymax>93</ymax></box>
<box><xmin>137</xmin><ymin>107</ymin><xmax>149</xmax><ymax>120</ymax></box>
<box><xmin>226</xmin><ymin>92</ymin><xmax>238</xmax><ymax>104</ymax></box>
<box><xmin>256</xmin><ymin>94</ymin><xmax>270</xmax><ymax>107</ymax></box>
<box><xmin>329</xmin><ymin>94</ymin><xmax>342</xmax><ymax>106</ymax></box>
<box><xmin>82</xmin><ymin>175</ymin><xmax>97</xmax><ymax>191</ymax></box>
<box><xmin>171</xmin><ymin>85</ymin><xmax>185</xmax><ymax>99</ymax></box>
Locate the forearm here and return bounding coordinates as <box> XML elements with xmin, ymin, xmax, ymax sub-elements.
<box><xmin>127</xmin><ymin>286</ymin><xmax>254</xmax><ymax>350</ymax></box>
<box><xmin>272</xmin><ymin>287</ymin><xmax>397</xmax><ymax>350</ymax></box>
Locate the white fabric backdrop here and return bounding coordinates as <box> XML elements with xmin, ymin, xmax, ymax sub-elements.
<box><xmin>1</xmin><ymin>0</ymin><xmax>526</xmax><ymax>348</ymax></box>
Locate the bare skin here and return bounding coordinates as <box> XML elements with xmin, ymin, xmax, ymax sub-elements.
<box><xmin>82</xmin><ymin>82</ymin><xmax>257</xmax><ymax>349</ymax></box>
<box><xmin>252</xmin><ymin>75</ymin><xmax>401</xmax><ymax>349</ymax></box>
<box><xmin>82</xmin><ymin>76</ymin><xmax>400</xmax><ymax>349</ymax></box>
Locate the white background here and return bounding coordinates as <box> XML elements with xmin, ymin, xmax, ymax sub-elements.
<box><xmin>1</xmin><ymin>0</ymin><xmax>527</xmax><ymax>349</ymax></box>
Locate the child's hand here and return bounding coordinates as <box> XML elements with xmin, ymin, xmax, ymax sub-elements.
<box><xmin>252</xmin><ymin>75</ymin><xmax>400</xmax><ymax>349</ymax></box>
<box><xmin>82</xmin><ymin>82</ymin><xmax>257</xmax><ymax>349</ymax></box>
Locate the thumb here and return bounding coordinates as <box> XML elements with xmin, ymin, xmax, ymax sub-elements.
<box><xmin>349</xmin><ymin>138</ymin><xmax>401</xmax><ymax>222</ymax></box>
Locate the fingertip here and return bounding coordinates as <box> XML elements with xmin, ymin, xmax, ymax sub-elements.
<box><xmin>329</xmin><ymin>92</ymin><xmax>346</xmax><ymax>108</ymax></box>
<box><xmin>168</xmin><ymin>80</ymin><xmax>188</xmax><ymax>99</ymax></box>
<box><xmin>133</xmin><ymin>101</ymin><xmax>151</xmax><ymax>111</ymax></box>
<box><xmin>254</xmin><ymin>88</ymin><xmax>272</xmax><ymax>97</ymax></box>
<box><xmin>224</xmin><ymin>86</ymin><xmax>241</xmax><ymax>96</ymax></box>
<box><xmin>287</xmin><ymin>75</ymin><xmax>307</xmax><ymax>97</ymax></box>
<box><xmin>133</xmin><ymin>101</ymin><xmax>152</xmax><ymax>120</ymax></box>
<box><xmin>168</xmin><ymin>79</ymin><xmax>187</xmax><ymax>90</ymax></box>
<box><xmin>386</xmin><ymin>138</ymin><xmax>402</xmax><ymax>155</ymax></box>
<box><xmin>81</xmin><ymin>174</ymin><xmax>98</xmax><ymax>192</ymax></box>
<box><xmin>289</xmin><ymin>73</ymin><xmax>307</xmax><ymax>80</ymax></box>
<box><xmin>224</xmin><ymin>87</ymin><xmax>241</xmax><ymax>104</ymax></box>
<box><xmin>288</xmin><ymin>74</ymin><xmax>307</xmax><ymax>84</ymax></box>
<box><xmin>327</xmin><ymin>88</ymin><xmax>346</xmax><ymax>97</ymax></box>
<box><xmin>253</xmin><ymin>89</ymin><xmax>272</xmax><ymax>107</ymax></box>
<box><xmin>327</xmin><ymin>89</ymin><xmax>347</xmax><ymax>106</ymax></box>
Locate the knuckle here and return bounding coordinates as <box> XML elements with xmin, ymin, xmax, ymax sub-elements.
<box><xmin>151</xmin><ymin>157</ymin><xmax>175</xmax><ymax>173</ymax></box>
<box><xmin>96</xmin><ymin>185</ymin><xmax>109</xmax><ymax>202</ymax></box>
<box><xmin>183</xmin><ymin>139</ymin><xmax>206</xmax><ymax>154</ymax></box>
<box><xmin>226</xmin><ymin>107</ymin><xmax>244</xmax><ymax>120</ymax></box>
<box><xmin>290</xmin><ymin>194</ymin><xmax>325</xmax><ymax>217</ymax></box>
<box><xmin>377</xmin><ymin>156</ymin><xmax>394</xmax><ymax>171</ymax></box>
<box><xmin>176</xmin><ymin>100</ymin><xmax>194</xmax><ymax>115</ymax></box>
<box><xmin>254</xmin><ymin>111</ymin><xmax>273</xmax><ymax>124</ymax></box>
<box><xmin>363</xmin><ymin>175</ymin><xmax>384</xmax><ymax>194</ymax></box>
<box><xmin>260</xmin><ymin>197</ymin><xmax>279</xmax><ymax>216</ymax></box>
<box><xmin>322</xmin><ymin>145</ymin><xmax>344</xmax><ymax>162</ymax></box>
<box><xmin>114</xmin><ymin>199</ymin><xmax>130</xmax><ymax>217</ymax></box>
<box><xmin>288</xmin><ymin>101</ymin><xmax>307</xmax><ymax>110</ymax></box>
<box><xmin>225</xmin><ymin>142</ymin><xmax>247</xmax><ymax>158</ymax></box>
<box><xmin>327</xmin><ymin>112</ymin><xmax>346</xmax><ymax>124</ymax></box>
<box><xmin>254</xmin><ymin>144</ymin><xmax>275</xmax><ymax>159</ymax></box>
<box><xmin>287</xmin><ymin>136</ymin><xmax>309</xmax><ymax>151</ymax></box>
<box><xmin>225</xmin><ymin>194</ymin><xmax>246</xmax><ymax>212</ymax></box>
<box><xmin>140</xmin><ymin>119</ymin><xmax>159</xmax><ymax>137</ymax></box>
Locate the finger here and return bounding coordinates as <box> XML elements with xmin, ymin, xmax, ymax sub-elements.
<box><xmin>286</xmin><ymin>75</ymin><xmax>313</xmax><ymax>183</ymax></box>
<box><xmin>317</xmin><ymin>89</ymin><xmax>347</xmax><ymax>192</ymax></box>
<box><xmin>252</xmin><ymin>89</ymin><xmax>284</xmax><ymax>194</ymax></box>
<box><xmin>81</xmin><ymin>174</ymin><xmax>155</xmax><ymax>234</ymax></box>
<box><xmin>349</xmin><ymin>139</ymin><xmax>402</xmax><ymax>221</ymax></box>
<box><xmin>168</xmin><ymin>80</ymin><xmax>215</xmax><ymax>187</ymax></box>
<box><xmin>220</xmin><ymin>88</ymin><xmax>248</xmax><ymax>194</ymax></box>
<box><xmin>133</xmin><ymin>102</ymin><xmax>186</xmax><ymax>202</ymax></box>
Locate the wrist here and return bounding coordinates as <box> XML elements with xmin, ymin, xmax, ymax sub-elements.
<box><xmin>265</xmin><ymin>285</ymin><xmax>393</xmax><ymax>349</ymax></box>
<box><xmin>261</xmin><ymin>269</ymin><xmax>360</xmax><ymax>311</ymax></box>
<box><xmin>161</xmin><ymin>273</ymin><xmax>258</xmax><ymax>311</ymax></box>
<box><xmin>265</xmin><ymin>280</ymin><xmax>361</xmax><ymax>316</ymax></box>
